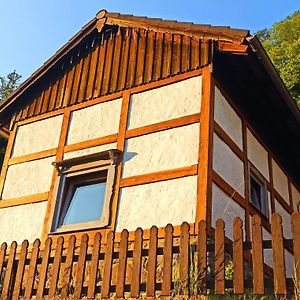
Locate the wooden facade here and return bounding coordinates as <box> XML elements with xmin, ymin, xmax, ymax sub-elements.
<box><xmin>0</xmin><ymin>10</ymin><xmax>300</xmax><ymax>297</ymax></box>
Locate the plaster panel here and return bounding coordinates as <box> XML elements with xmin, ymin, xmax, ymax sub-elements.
<box><xmin>12</xmin><ymin>115</ymin><xmax>63</xmax><ymax>157</ymax></box>
<box><xmin>116</xmin><ymin>176</ymin><xmax>197</xmax><ymax>231</ymax></box>
<box><xmin>122</xmin><ymin>123</ymin><xmax>199</xmax><ymax>178</ymax></box>
<box><xmin>2</xmin><ymin>156</ymin><xmax>55</xmax><ymax>199</ymax></box>
<box><xmin>214</xmin><ymin>87</ymin><xmax>243</xmax><ymax>149</ymax></box>
<box><xmin>63</xmin><ymin>142</ymin><xmax>117</xmax><ymax>160</ymax></box>
<box><xmin>291</xmin><ymin>183</ymin><xmax>300</xmax><ymax>212</ymax></box>
<box><xmin>213</xmin><ymin>133</ymin><xmax>245</xmax><ymax>196</ymax></box>
<box><xmin>127</xmin><ymin>76</ymin><xmax>202</xmax><ymax>129</ymax></box>
<box><xmin>66</xmin><ymin>98</ymin><xmax>122</xmax><ymax>145</ymax></box>
<box><xmin>0</xmin><ymin>201</ymin><xmax>47</xmax><ymax>244</ymax></box>
<box><xmin>275</xmin><ymin>198</ymin><xmax>292</xmax><ymax>238</ymax></box>
<box><xmin>212</xmin><ymin>183</ymin><xmax>245</xmax><ymax>240</ymax></box>
<box><xmin>272</xmin><ymin>160</ymin><xmax>289</xmax><ymax>203</ymax></box>
<box><xmin>247</xmin><ymin>129</ymin><xmax>269</xmax><ymax>181</ymax></box>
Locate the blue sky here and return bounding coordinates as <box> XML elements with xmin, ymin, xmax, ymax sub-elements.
<box><xmin>0</xmin><ymin>0</ymin><xmax>299</xmax><ymax>81</ymax></box>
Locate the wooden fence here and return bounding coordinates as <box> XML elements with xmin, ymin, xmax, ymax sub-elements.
<box><xmin>0</xmin><ymin>213</ymin><xmax>300</xmax><ymax>299</ymax></box>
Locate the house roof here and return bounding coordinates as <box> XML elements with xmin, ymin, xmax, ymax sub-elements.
<box><xmin>0</xmin><ymin>9</ymin><xmax>250</xmax><ymax>115</ymax></box>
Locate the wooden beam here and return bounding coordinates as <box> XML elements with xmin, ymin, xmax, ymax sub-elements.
<box><xmin>126</xmin><ymin>114</ymin><xmax>200</xmax><ymax>139</ymax></box>
<box><xmin>196</xmin><ymin>66</ymin><xmax>214</xmax><ymax>225</ymax></box>
<box><xmin>0</xmin><ymin>127</ymin><xmax>10</xmax><ymax>139</ymax></box>
<box><xmin>0</xmin><ymin>192</ymin><xmax>49</xmax><ymax>209</ymax></box>
<box><xmin>218</xmin><ymin>41</ymin><xmax>248</xmax><ymax>54</ymax></box>
<box><xmin>120</xmin><ymin>165</ymin><xmax>197</xmax><ymax>188</ymax></box>
<box><xmin>8</xmin><ymin>148</ymin><xmax>57</xmax><ymax>166</ymax></box>
<box><xmin>110</xmin><ymin>90</ymin><xmax>131</xmax><ymax>231</ymax></box>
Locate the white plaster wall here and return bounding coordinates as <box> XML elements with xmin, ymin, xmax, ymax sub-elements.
<box><xmin>0</xmin><ymin>201</ymin><xmax>47</xmax><ymax>244</ymax></box>
<box><xmin>214</xmin><ymin>87</ymin><xmax>243</xmax><ymax>149</ymax></box>
<box><xmin>212</xmin><ymin>183</ymin><xmax>245</xmax><ymax>240</ymax></box>
<box><xmin>66</xmin><ymin>99</ymin><xmax>122</xmax><ymax>145</ymax></box>
<box><xmin>247</xmin><ymin>129</ymin><xmax>269</xmax><ymax>181</ymax></box>
<box><xmin>2</xmin><ymin>156</ymin><xmax>55</xmax><ymax>199</ymax></box>
<box><xmin>285</xmin><ymin>250</ymin><xmax>295</xmax><ymax>278</ymax></box>
<box><xmin>116</xmin><ymin>176</ymin><xmax>197</xmax><ymax>231</ymax></box>
<box><xmin>272</xmin><ymin>159</ymin><xmax>289</xmax><ymax>203</ymax></box>
<box><xmin>291</xmin><ymin>183</ymin><xmax>300</xmax><ymax>212</ymax></box>
<box><xmin>122</xmin><ymin>123</ymin><xmax>199</xmax><ymax>178</ymax></box>
<box><xmin>275</xmin><ymin>198</ymin><xmax>292</xmax><ymax>238</ymax></box>
<box><xmin>63</xmin><ymin>142</ymin><xmax>117</xmax><ymax>160</ymax></box>
<box><xmin>262</xmin><ymin>228</ymin><xmax>273</xmax><ymax>268</ymax></box>
<box><xmin>12</xmin><ymin>115</ymin><xmax>63</xmax><ymax>157</ymax></box>
<box><xmin>213</xmin><ymin>133</ymin><xmax>245</xmax><ymax>196</ymax></box>
<box><xmin>127</xmin><ymin>76</ymin><xmax>202</xmax><ymax>129</ymax></box>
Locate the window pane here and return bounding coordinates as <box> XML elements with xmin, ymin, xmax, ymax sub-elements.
<box><xmin>62</xmin><ymin>182</ymin><xmax>106</xmax><ymax>225</ymax></box>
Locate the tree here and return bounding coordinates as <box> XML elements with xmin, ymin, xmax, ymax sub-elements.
<box><xmin>0</xmin><ymin>70</ymin><xmax>22</xmax><ymax>102</ymax></box>
<box><xmin>0</xmin><ymin>71</ymin><xmax>22</xmax><ymax>167</ymax></box>
<box><xmin>257</xmin><ymin>11</ymin><xmax>300</xmax><ymax>107</ymax></box>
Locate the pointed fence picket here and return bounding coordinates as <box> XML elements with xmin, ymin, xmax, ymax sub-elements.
<box><xmin>0</xmin><ymin>213</ymin><xmax>299</xmax><ymax>298</ymax></box>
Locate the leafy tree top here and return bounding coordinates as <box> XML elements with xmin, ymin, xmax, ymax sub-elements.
<box><xmin>0</xmin><ymin>71</ymin><xmax>22</xmax><ymax>102</ymax></box>
<box><xmin>257</xmin><ymin>11</ymin><xmax>300</xmax><ymax>107</ymax></box>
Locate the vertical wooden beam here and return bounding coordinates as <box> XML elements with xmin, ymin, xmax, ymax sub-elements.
<box><xmin>41</xmin><ymin>110</ymin><xmax>71</xmax><ymax>241</ymax></box>
<box><xmin>196</xmin><ymin>65</ymin><xmax>214</xmax><ymax>226</ymax></box>
<box><xmin>0</xmin><ymin>125</ymin><xmax>17</xmax><ymax>198</ymax></box>
<box><xmin>110</xmin><ymin>90</ymin><xmax>131</xmax><ymax>230</ymax></box>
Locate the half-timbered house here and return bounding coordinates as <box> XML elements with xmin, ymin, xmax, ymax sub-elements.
<box><xmin>0</xmin><ymin>10</ymin><xmax>300</xmax><ymax>281</ymax></box>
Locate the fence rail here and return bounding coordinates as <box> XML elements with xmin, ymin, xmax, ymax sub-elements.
<box><xmin>0</xmin><ymin>213</ymin><xmax>300</xmax><ymax>299</ymax></box>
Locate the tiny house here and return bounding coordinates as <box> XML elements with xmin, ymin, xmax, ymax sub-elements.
<box><xmin>0</xmin><ymin>10</ymin><xmax>299</xmax><ymax>278</ymax></box>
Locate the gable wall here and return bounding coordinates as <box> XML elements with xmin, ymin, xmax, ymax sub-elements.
<box><xmin>0</xmin><ymin>72</ymin><xmax>203</xmax><ymax>244</ymax></box>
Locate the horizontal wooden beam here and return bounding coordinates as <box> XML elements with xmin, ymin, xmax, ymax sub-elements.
<box><xmin>126</xmin><ymin>114</ymin><xmax>200</xmax><ymax>139</ymax></box>
<box><xmin>120</xmin><ymin>165</ymin><xmax>198</xmax><ymax>188</ymax></box>
<box><xmin>0</xmin><ymin>192</ymin><xmax>49</xmax><ymax>209</ymax></box>
<box><xmin>218</xmin><ymin>41</ymin><xmax>249</xmax><ymax>54</ymax></box>
<box><xmin>64</xmin><ymin>134</ymin><xmax>118</xmax><ymax>153</ymax></box>
<box><xmin>8</xmin><ymin>148</ymin><xmax>57</xmax><ymax>166</ymax></box>
<box><xmin>0</xmin><ymin>127</ymin><xmax>10</xmax><ymax>139</ymax></box>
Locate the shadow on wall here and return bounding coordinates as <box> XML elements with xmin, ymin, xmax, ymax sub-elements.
<box><xmin>123</xmin><ymin>151</ymin><xmax>138</xmax><ymax>163</ymax></box>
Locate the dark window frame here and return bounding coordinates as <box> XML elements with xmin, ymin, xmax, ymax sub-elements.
<box><xmin>249</xmin><ymin>165</ymin><xmax>269</xmax><ymax>218</ymax></box>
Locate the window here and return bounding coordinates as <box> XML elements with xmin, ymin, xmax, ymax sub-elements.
<box><xmin>249</xmin><ymin>166</ymin><xmax>268</xmax><ymax>217</ymax></box>
<box><xmin>51</xmin><ymin>149</ymin><xmax>120</xmax><ymax>233</ymax></box>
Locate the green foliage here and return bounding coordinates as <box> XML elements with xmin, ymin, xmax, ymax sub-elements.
<box><xmin>257</xmin><ymin>11</ymin><xmax>300</xmax><ymax>107</ymax></box>
<box><xmin>0</xmin><ymin>71</ymin><xmax>21</xmax><ymax>168</ymax></box>
<box><xmin>0</xmin><ymin>70</ymin><xmax>21</xmax><ymax>102</ymax></box>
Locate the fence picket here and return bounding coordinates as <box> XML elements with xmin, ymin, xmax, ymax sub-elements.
<box><xmin>0</xmin><ymin>242</ymin><xmax>7</xmax><ymax>286</ymax></box>
<box><xmin>74</xmin><ymin>233</ymin><xmax>89</xmax><ymax>299</ymax></box>
<box><xmin>271</xmin><ymin>213</ymin><xmax>286</xmax><ymax>295</ymax></box>
<box><xmin>12</xmin><ymin>240</ymin><xmax>29</xmax><ymax>300</ymax></box>
<box><xmin>116</xmin><ymin>229</ymin><xmax>129</xmax><ymax>298</ymax></box>
<box><xmin>102</xmin><ymin>231</ymin><xmax>115</xmax><ymax>298</ymax></box>
<box><xmin>49</xmin><ymin>236</ymin><xmax>64</xmax><ymax>298</ymax></box>
<box><xmin>36</xmin><ymin>237</ymin><xmax>52</xmax><ymax>299</ymax></box>
<box><xmin>146</xmin><ymin>225</ymin><xmax>158</xmax><ymax>297</ymax></box>
<box><xmin>2</xmin><ymin>241</ymin><xmax>17</xmax><ymax>300</ymax></box>
<box><xmin>162</xmin><ymin>223</ymin><xmax>174</xmax><ymax>296</ymax></box>
<box><xmin>180</xmin><ymin>222</ymin><xmax>190</xmax><ymax>296</ymax></box>
<box><xmin>292</xmin><ymin>213</ymin><xmax>300</xmax><ymax>292</ymax></box>
<box><xmin>251</xmin><ymin>215</ymin><xmax>264</xmax><ymax>295</ymax></box>
<box><xmin>198</xmin><ymin>220</ymin><xmax>207</xmax><ymax>295</ymax></box>
<box><xmin>87</xmin><ymin>232</ymin><xmax>102</xmax><ymax>298</ymax></box>
<box><xmin>233</xmin><ymin>217</ymin><xmax>244</xmax><ymax>294</ymax></box>
<box><xmin>24</xmin><ymin>238</ymin><xmax>40</xmax><ymax>299</ymax></box>
<box><xmin>61</xmin><ymin>235</ymin><xmax>76</xmax><ymax>298</ymax></box>
<box><xmin>215</xmin><ymin>219</ymin><xmax>225</xmax><ymax>294</ymax></box>
<box><xmin>130</xmin><ymin>227</ymin><xmax>143</xmax><ymax>298</ymax></box>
